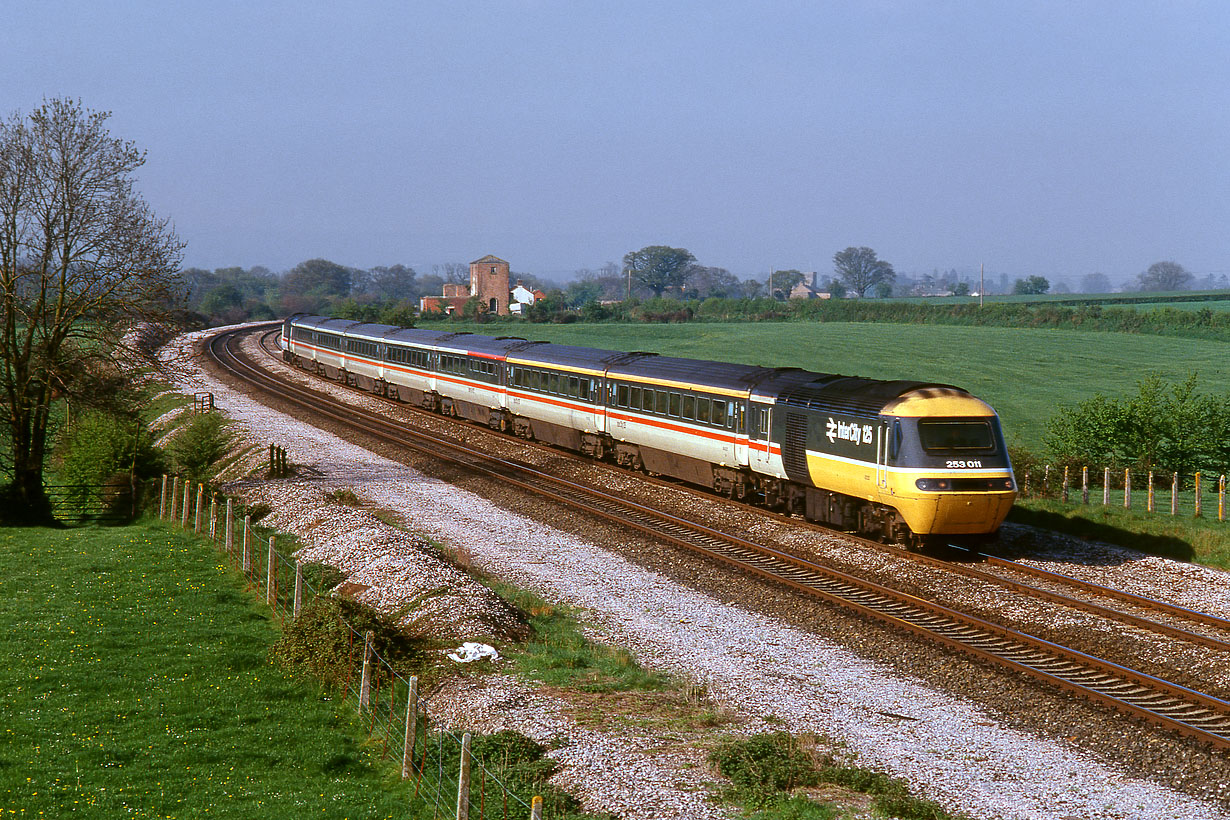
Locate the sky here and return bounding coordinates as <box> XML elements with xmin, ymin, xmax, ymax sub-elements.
<box><xmin>4</xmin><ymin>1</ymin><xmax>1228</xmax><ymax>286</ymax></box>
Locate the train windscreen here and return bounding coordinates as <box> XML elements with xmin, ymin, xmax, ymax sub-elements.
<box><xmin>918</xmin><ymin>419</ymin><xmax>995</xmax><ymax>452</ymax></box>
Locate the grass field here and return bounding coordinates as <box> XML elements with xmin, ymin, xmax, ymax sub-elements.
<box><xmin>421</xmin><ymin>321</ymin><xmax>1230</xmax><ymax>453</ymax></box>
<box><xmin>0</xmin><ymin>524</ymin><xmax>420</xmax><ymax>818</ymax></box>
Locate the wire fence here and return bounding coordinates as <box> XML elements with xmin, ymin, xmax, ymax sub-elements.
<box><xmin>1019</xmin><ymin>465</ymin><xmax>1227</xmax><ymax>521</ymax></box>
<box><xmin>156</xmin><ymin>472</ymin><xmax>552</xmax><ymax>820</ymax></box>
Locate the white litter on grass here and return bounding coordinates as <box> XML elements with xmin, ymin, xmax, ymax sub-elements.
<box><xmin>448</xmin><ymin>642</ymin><xmax>501</xmax><ymax>663</ymax></box>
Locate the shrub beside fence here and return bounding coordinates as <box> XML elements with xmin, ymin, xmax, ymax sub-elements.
<box><xmin>157</xmin><ymin>473</ymin><xmax>553</xmax><ymax>820</ymax></box>
<box><xmin>1020</xmin><ymin>466</ymin><xmax>1227</xmax><ymax>522</ymax></box>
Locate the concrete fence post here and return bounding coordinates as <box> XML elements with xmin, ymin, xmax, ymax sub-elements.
<box><xmin>1147</xmin><ymin>471</ymin><xmax>1154</xmax><ymax>513</ymax></box>
<box><xmin>159</xmin><ymin>474</ymin><xmax>168</xmax><ymax>519</ymax></box>
<box><xmin>1081</xmin><ymin>466</ymin><xmax>1089</xmax><ymax>504</ymax></box>
<box><xmin>1195</xmin><ymin>472</ymin><xmax>1202</xmax><ymax>517</ymax></box>
<box><xmin>1043</xmin><ymin>465</ymin><xmax>1050</xmax><ymax>496</ymax></box>
<box><xmin>181</xmin><ymin>482</ymin><xmax>191</xmax><ymax>528</ymax></box>
<box><xmin>170</xmin><ymin>475</ymin><xmax>180</xmax><ymax>522</ymax></box>
<box><xmin>1172</xmin><ymin>472</ymin><xmax>1180</xmax><ymax>515</ymax></box>
<box><xmin>359</xmin><ymin>630</ymin><xmax>374</xmax><ymax>712</ymax></box>
<box><xmin>266</xmin><ymin>536</ymin><xmax>277</xmax><ymax>608</ymax></box>
<box><xmin>456</xmin><ymin>732</ymin><xmax>472</xmax><ymax>820</ymax></box>
<box><xmin>530</xmin><ymin>795</ymin><xmax>543</xmax><ymax>820</ymax></box>
<box><xmin>1123</xmin><ymin>469</ymin><xmax>1131</xmax><ymax>509</ymax></box>
<box><xmin>401</xmin><ymin>676</ymin><xmax>419</xmax><ymax>779</ymax></box>
<box><xmin>293</xmin><ymin>560</ymin><xmax>303</xmax><ymax>620</ymax></box>
<box><xmin>1219</xmin><ymin>475</ymin><xmax>1226</xmax><ymax>522</ymax></box>
<box><xmin>242</xmin><ymin>515</ymin><xmax>252</xmax><ymax>575</ymax></box>
<box><xmin>1103</xmin><ymin>467</ymin><xmax>1110</xmax><ymax>506</ymax></box>
<box><xmin>1061</xmin><ymin>466</ymin><xmax>1069</xmax><ymax>503</ymax></box>
<box><xmin>209</xmin><ymin>496</ymin><xmax>217</xmax><ymax>542</ymax></box>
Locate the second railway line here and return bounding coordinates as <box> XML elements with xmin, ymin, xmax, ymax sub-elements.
<box><xmin>198</xmin><ymin>323</ymin><xmax>1230</xmax><ymax>755</ymax></box>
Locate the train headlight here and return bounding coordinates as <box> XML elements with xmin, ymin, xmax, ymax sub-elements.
<box><xmin>916</xmin><ymin>478</ymin><xmax>951</xmax><ymax>491</ymax></box>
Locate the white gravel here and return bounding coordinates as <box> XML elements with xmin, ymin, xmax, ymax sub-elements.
<box><xmin>160</xmin><ymin>325</ymin><xmax>1230</xmax><ymax>820</ymax></box>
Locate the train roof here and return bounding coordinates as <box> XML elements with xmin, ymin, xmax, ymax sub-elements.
<box><xmin>608</xmin><ymin>354</ymin><xmax>777</xmax><ymax>396</ymax></box>
<box><xmin>506</xmin><ymin>341</ymin><xmax>639</xmax><ymax>373</ymax></box>
<box><xmin>779</xmin><ymin>377</ymin><xmax>966</xmax><ymax>416</ymax></box>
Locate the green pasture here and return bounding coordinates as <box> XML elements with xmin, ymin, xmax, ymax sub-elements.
<box><xmin>0</xmin><ymin>525</ymin><xmax>419</xmax><ymax>818</ymax></box>
<box><xmin>422</xmin><ymin>321</ymin><xmax>1230</xmax><ymax>453</ymax></box>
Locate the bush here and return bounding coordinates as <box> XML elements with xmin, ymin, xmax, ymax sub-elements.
<box><xmin>56</xmin><ymin>410</ymin><xmax>164</xmax><ymax>520</ymax></box>
<box><xmin>167</xmin><ymin>412</ymin><xmax>234</xmax><ymax>483</ymax></box>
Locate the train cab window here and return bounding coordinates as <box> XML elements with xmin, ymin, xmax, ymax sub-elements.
<box><xmin>616</xmin><ymin>384</ymin><xmax>630</xmax><ymax>408</ymax></box>
<box><xmin>918</xmin><ymin>420</ymin><xmax>995</xmax><ymax>452</ymax></box>
<box><xmin>889</xmin><ymin>420</ymin><xmax>903</xmax><ymax>460</ymax></box>
<box><xmin>668</xmin><ymin>392</ymin><xmax>681</xmax><ymax>417</ymax></box>
<box><xmin>754</xmin><ymin>407</ymin><xmax>770</xmax><ymax>438</ymax></box>
<box><xmin>696</xmin><ymin>397</ymin><xmax>711</xmax><ymax>424</ymax></box>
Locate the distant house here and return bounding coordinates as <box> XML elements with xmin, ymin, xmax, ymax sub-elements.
<box><xmin>788</xmin><ymin>272</ymin><xmax>831</xmax><ymax>300</ymax></box>
<box><xmin>508</xmin><ymin>280</ymin><xmax>546</xmax><ymax>315</ymax></box>
<box><xmin>419</xmin><ymin>254</ymin><xmax>513</xmax><ymax>315</ymax></box>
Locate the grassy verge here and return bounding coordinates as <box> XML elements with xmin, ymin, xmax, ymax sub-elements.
<box><xmin>710</xmin><ymin>732</ymin><xmax>967</xmax><ymax>820</ymax></box>
<box><xmin>1008</xmin><ymin>499</ymin><xmax>1230</xmax><ymax>569</ymax></box>
<box><xmin>0</xmin><ymin>523</ymin><xmax>428</xmax><ymax>818</ymax></box>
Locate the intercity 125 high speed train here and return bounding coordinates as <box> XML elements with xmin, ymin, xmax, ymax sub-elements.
<box><xmin>282</xmin><ymin>314</ymin><xmax>1016</xmax><ymax>546</ymax></box>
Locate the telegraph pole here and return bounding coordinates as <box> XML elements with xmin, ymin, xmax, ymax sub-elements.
<box><xmin>980</xmin><ymin>262</ymin><xmax>984</xmax><ymax>308</ymax></box>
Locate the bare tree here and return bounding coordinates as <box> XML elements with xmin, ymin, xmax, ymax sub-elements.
<box><xmin>1136</xmin><ymin>260</ymin><xmax>1192</xmax><ymax>292</ymax></box>
<box><xmin>0</xmin><ymin>99</ymin><xmax>183</xmax><ymax>523</ymax></box>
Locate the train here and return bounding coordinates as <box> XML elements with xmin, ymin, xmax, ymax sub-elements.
<box><xmin>281</xmin><ymin>314</ymin><xmax>1016</xmax><ymax>546</ymax></box>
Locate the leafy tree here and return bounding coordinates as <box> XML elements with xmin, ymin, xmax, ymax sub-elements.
<box><xmin>366</xmin><ymin>264</ymin><xmax>419</xmax><ymax>301</ymax></box>
<box><xmin>952</xmin><ymin>281</ymin><xmax>971</xmax><ymax>296</ymax></box>
<box><xmin>833</xmin><ymin>247</ymin><xmax>895</xmax><ymax>297</ymax></box>
<box><xmin>0</xmin><ymin>99</ymin><xmax>183</xmax><ymax>524</ymax></box>
<box><xmin>622</xmin><ymin>246</ymin><xmax>695</xmax><ymax>298</ymax></box>
<box><xmin>741</xmin><ymin>279</ymin><xmax>764</xmax><ymax>299</ymax></box>
<box><xmin>279</xmin><ymin>258</ymin><xmax>354</xmax><ymax>313</ymax></box>
<box><xmin>767</xmin><ymin>269</ymin><xmax>807</xmax><ymax>299</ymax></box>
<box><xmin>1136</xmin><ymin>260</ymin><xmax>1192</xmax><ymax>292</ymax></box>
<box><xmin>1079</xmin><ymin>272</ymin><xmax>1112</xmax><ymax>293</ymax></box>
<box><xmin>1012</xmin><ymin>275</ymin><xmax>1050</xmax><ymax>295</ymax></box>
<box><xmin>1045</xmin><ymin>374</ymin><xmax>1230</xmax><ymax>476</ymax></box>
<box><xmin>563</xmin><ymin>278</ymin><xmax>603</xmax><ymax>308</ymax></box>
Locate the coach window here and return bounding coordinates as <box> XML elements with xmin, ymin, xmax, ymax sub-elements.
<box><xmin>680</xmin><ymin>394</ymin><xmax>694</xmax><ymax>420</ymax></box>
<box><xmin>578</xmin><ymin>378</ymin><xmax>591</xmax><ymax>401</ymax></box>
<box><xmin>642</xmin><ymin>389</ymin><xmax>655</xmax><ymax>413</ymax></box>
<box><xmin>616</xmin><ymin>384</ymin><xmax>629</xmax><ymax>407</ymax></box>
<box><xmin>668</xmin><ymin>392</ymin><xmax>681</xmax><ymax>417</ymax></box>
<box><xmin>629</xmin><ymin>386</ymin><xmax>641</xmax><ymax>410</ymax></box>
<box><xmin>711</xmin><ymin>400</ymin><xmax>726</xmax><ymax>427</ymax></box>
<box><xmin>696</xmin><ymin>397</ymin><xmax>711</xmax><ymax>424</ymax></box>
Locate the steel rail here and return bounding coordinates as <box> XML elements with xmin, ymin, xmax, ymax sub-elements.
<box><xmin>219</xmin><ymin>324</ymin><xmax>1230</xmax><ymax>750</ymax></box>
<box><xmin>255</xmin><ymin>324</ymin><xmax>1230</xmax><ymax>656</ymax></box>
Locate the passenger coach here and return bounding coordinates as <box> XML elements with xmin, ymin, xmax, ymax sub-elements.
<box><xmin>281</xmin><ymin>314</ymin><xmax>1016</xmax><ymax>545</ymax></box>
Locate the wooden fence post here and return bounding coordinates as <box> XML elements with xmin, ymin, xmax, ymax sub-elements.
<box><xmin>266</xmin><ymin>536</ymin><xmax>277</xmax><ymax>608</ymax></box>
<box><xmin>1043</xmin><ymin>465</ymin><xmax>1050</xmax><ymax>496</ymax></box>
<box><xmin>1081</xmin><ymin>466</ymin><xmax>1088</xmax><ymax>504</ymax></box>
<box><xmin>359</xmin><ymin>630</ymin><xmax>374</xmax><ymax>712</ymax></box>
<box><xmin>1219</xmin><ymin>475</ymin><xmax>1226</xmax><ymax>522</ymax></box>
<box><xmin>530</xmin><ymin>795</ymin><xmax>543</xmax><ymax>820</ymax></box>
<box><xmin>242</xmin><ymin>515</ymin><xmax>252</xmax><ymax>575</ymax></box>
<box><xmin>225</xmin><ymin>499</ymin><xmax>234</xmax><ymax>555</ymax></box>
<box><xmin>1194</xmin><ymin>472</ymin><xmax>1202</xmax><ymax>517</ymax></box>
<box><xmin>181</xmin><ymin>482</ymin><xmax>191</xmax><ymax>528</ymax></box>
<box><xmin>159</xmin><ymin>474</ymin><xmax>168</xmax><ymax>519</ymax></box>
<box><xmin>1172</xmin><ymin>472</ymin><xmax>1180</xmax><ymax>516</ymax></box>
<box><xmin>293</xmin><ymin>560</ymin><xmax>303</xmax><ymax>620</ymax></box>
<box><xmin>457</xmin><ymin>732</ymin><xmax>472</xmax><ymax>820</ymax></box>
<box><xmin>1123</xmin><ymin>469</ymin><xmax>1131</xmax><ymax>509</ymax></box>
<box><xmin>1103</xmin><ymin>467</ymin><xmax>1110</xmax><ymax>506</ymax></box>
<box><xmin>209</xmin><ymin>496</ymin><xmax>217</xmax><ymax>542</ymax></box>
<box><xmin>170</xmin><ymin>475</ymin><xmax>180</xmax><ymax>522</ymax></box>
<box><xmin>1147</xmin><ymin>471</ymin><xmax>1154</xmax><ymax>513</ymax></box>
<box><xmin>401</xmin><ymin>676</ymin><xmax>419</xmax><ymax>779</ymax></box>
<box><xmin>194</xmin><ymin>484</ymin><xmax>204</xmax><ymax>533</ymax></box>
<box><xmin>1061</xmin><ymin>466</ymin><xmax>1069</xmax><ymax>503</ymax></box>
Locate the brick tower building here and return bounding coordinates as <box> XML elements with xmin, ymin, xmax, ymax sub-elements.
<box><xmin>469</xmin><ymin>255</ymin><xmax>511</xmax><ymax>316</ymax></box>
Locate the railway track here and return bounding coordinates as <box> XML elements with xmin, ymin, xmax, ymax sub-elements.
<box><xmin>210</xmin><ymin>323</ymin><xmax>1230</xmax><ymax>751</ymax></box>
